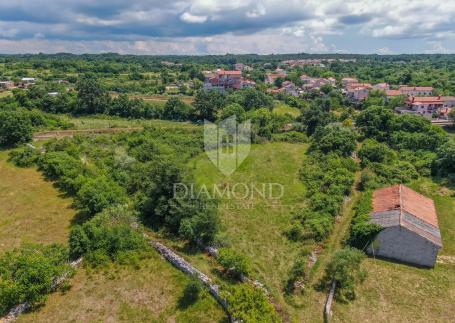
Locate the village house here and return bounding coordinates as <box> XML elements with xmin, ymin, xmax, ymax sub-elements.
<box><xmin>341</xmin><ymin>77</ymin><xmax>358</xmax><ymax>88</ymax></box>
<box><xmin>346</xmin><ymin>86</ymin><xmax>370</xmax><ymax>101</ymax></box>
<box><xmin>0</xmin><ymin>81</ymin><xmax>15</xmax><ymax>89</ymax></box>
<box><xmin>396</xmin><ymin>96</ymin><xmax>455</xmax><ymax>118</ymax></box>
<box><xmin>373</xmin><ymin>82</ymin><xmax>390</xmax><ymax>91</ymax></box>
<box><xmin>265</xmin><ymin>72</ymin><xmax>287</xmax><ymax>85</ymax></box>
<box><xmin>203</xmin><ymin>69</ymin><xmax>255</xmax><ymax>91</ymax></box>
<box><xmin>385</xmin><ymin>89</ymin><xmax>403</xmax><ymax>98</ymax></box>
<box><xmin>399</xmin><ymin>86</ymin><xmax>433</xmax><ymax>96</ymax></box>
<box><xmin>281</xmin><ymin>81</ymin><xmax>299</xmax><ymax>96</ymax></box>
<box><xmin>368</xmin><ymin>184</ymin><xmax>442</xmax><ymax>267</ymax></box>
<box><xmin>234</xmin><ymin>63</ymin><xmax>253</xmax><ymax>71</ymax></box>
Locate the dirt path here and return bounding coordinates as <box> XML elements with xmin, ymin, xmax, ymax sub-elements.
<box><xmin>309</xmin><ymin>171</ymin><xmax>362</xmax><ymax>283</ymax></box>
<box><xmin>33</xmin><ymin>127</ymin><xmax>143</xmax><ymax>140</ymax></box>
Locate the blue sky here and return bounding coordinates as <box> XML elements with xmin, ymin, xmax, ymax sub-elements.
<box><xmin>0</xmin><ymin>0</ymin><xmax>454</xmax><ymax>54</ymax></box>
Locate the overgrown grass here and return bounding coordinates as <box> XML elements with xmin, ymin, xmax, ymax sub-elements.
<box><xmin>0</xmin><ymin>90</ymin><xmax>12</xmax><ymax>98</ymax></box>
<box><xmin>0</xmin><ymin>150</ymin><xmax>76</xmax><ymax>252</ymax></box>
<box><xmin>17</xmin><ymin>256</ymin><xmax>227</xmax><ymax>323</ymax></box>
<box><xmin>273</xmin><ymin>103</ymin><xmax>301</xmax><ymax>118</ymax></box>
<box><xmin>189</xmin><ymin>142</ymin><xmax>313</xmax><ymax>321</ymax></box>
<box><xmin>60</xmin><ymin>115</ymin><xmax>199</xmax><ymax>130</ymax></box>
<box><xmin>332</xmin><ymin>178</ymin><xmax>455</xmax><ymax>322</ymax></box>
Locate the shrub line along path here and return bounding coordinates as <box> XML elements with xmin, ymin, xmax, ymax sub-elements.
<box><xmin>309</xmin><ymin>170</ymin><xmax>362</xmax><ymax>320</ymax></box>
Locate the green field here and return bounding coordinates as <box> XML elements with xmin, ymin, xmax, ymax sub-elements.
<box><xmin>332</xmin><ymin>178</ymin><xmax>455</xmax><ymax>322</ymax></box>
<box><xmin>0</xmin><ymin>149</ymin><xmax>226</xmax><ymax>322</ymax></box>
<box><xmin>18</xmin><ymin>256</ymin><xmax>226</xmax><ymax>323</ymax></box>
<box><xmin>61</xmin><ymin>115</ymin><xmax>199</xmax><ymax>130</ymax></box>
<box><xmin>0</xmin><ymin>90</ymin><xmax>12</xmax><ymax>98</ymax></box>
<box><xmin>0</xmin><ymin>150</ymin><xmax>76</xmax><ymax>252</ymax></box>
<box><xmin>189</xmin><ymin>142</ymin><xmax>316</xmax><ymax>321</ymax></box>
<box><xmin>273</xmin><ymin>103</ymin><xmax>301</xmax><ymax>118</ymax></box>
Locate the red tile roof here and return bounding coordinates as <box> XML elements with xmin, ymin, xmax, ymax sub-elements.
<box><xmin>385</xmin><ymin>90</ymin><xmax>403</xmax><ymax>96</ymax></box>
<box><xmin>372</xmin><ymin>184</ymin><xmax>439</xmax><ymax>228</ymax></box>
<box><xmin>399</xmin><ymin>86</ymin><xmax>433</xmax><ymax>91</ymax></box>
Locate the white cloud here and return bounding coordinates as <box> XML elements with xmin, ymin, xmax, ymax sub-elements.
<box><xmin>180</xmin><ymin>12</ymin><xmax>208</xmax><ymax>23</ymax></box>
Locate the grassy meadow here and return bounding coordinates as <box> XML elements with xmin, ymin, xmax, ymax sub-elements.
<box><xmin>273</xmin><ymin>102</ymin><xmax>301</xmax><ymax>118</ymax></box>
<box><xmin>188</xmin><ymin>142</ymin><xmax>318</xmax><ymax>321</ymax></box>
<box><xmin>60</xmin><ymin>115</ymin><xmax>199</xmax><ymax>130</ymax></box>
<box><xmin>0</xmin><ymin>148</ymin><xmax>226</xmax><ymax>322</ymax></box>
<box><xmin>18</xmin><ymin>255</ymin><xmax>227</xmax><ymax>323</ymax></box>
<box><xmin>0</xmin><ymin>150</ymin><xmax>76</xmax><ymax>252</ymax></box>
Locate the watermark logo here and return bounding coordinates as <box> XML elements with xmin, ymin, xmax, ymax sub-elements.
<box><xmin>204</xmin><ymin>115</ymin><xmax>251</xmax><ymax>176</ymax></box>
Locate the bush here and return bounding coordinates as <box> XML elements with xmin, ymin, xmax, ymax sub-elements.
<box><xmin>311</xmin><ymin>123</ymin><xmax>357</xmax><ymax>157</ymax></box>
<box><xmin>322</xmin><ymin>248</ymin><xmax>366</xmax><ymax>302</ymax></box>
<box><xmin>75</xmin><ymin>176</ymin><xmax>127</xmax><ymax>216</ymax></box>
<box><xmin>0</xmin><ymin>110</ymin><xmax>33</xmax><ymax>147</ymax></box>
<box><xmin>285</xmin><ymin>257</ymin><xmax>307</xmax><ymax>294</ymax></box>
<box><xmin>69</xmin><ymin>206</ymin><xmax>150</xmax><ymax>266</ymax></box>
<box><xmin>347</xmin><ymin>191</ymin><xmax>382</xmax><ymax>249</ymax></box>
<box><xmin>223</xmin><ymin>284</ymin><xmax>281</xmax><ymax>323</ymax></box>
<box><xmin>0</xmin><ymin>244</ymin><xmax>73</xmax><ymax>315</ymax></box>
<box><xmin>8</xmin><ymin>146</ymin><xmax>39</xmax><ymax>167</ymax></box>
<box><xmin>272</xmin><ymin>131</ymin><xmax>308</xmax><ymax>143</ymax></box>
<box><xmin>218</xmin><ymin>248</ymin><xmax>252</xmax><ymax>279</ymax></box>
<box><xmin>179</xmin><ymin>276</ymin><xmax>204</xmax><ymax>308</ymax></box>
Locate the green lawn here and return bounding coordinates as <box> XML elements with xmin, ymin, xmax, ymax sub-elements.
<box><xmin>332</xmin><ymin>178</ymin><xmax>455</xmax><ymax>322</ymax></box>
<box><xmin>273</xmin><ymin>103</ymin><xmax>301</xmax><ymax>118</ymax></box>
<box><xmin>189</xmin><ymin>142</ymin><xmax>314</xmax><ymax>321</ymax></box>
<box><xmin>0</xmin><ymin>150</ymin><xmax>76</xmax><ymax>252</ymax></box>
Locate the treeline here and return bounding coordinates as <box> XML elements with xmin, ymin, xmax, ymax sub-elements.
<box><xmin>3</xmin><ymin>127</ymin><xmax>220</xmax><ymax>314</ymax></box>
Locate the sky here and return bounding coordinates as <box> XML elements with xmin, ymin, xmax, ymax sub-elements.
<box><xmin>0</xmin><ymin>0</ymin><xmax>454</xmax><ymax>55</ymax></box>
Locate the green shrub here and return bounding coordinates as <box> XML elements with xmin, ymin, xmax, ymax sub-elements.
<box><xmin>0</xmin><ymin>110</ymin><xmax>33</xmax><ymax>147</ymax></box>
<box><xmin>322</xmin><ymin>248</ymin><xmax>366</xmax><ymax>302</ymax></box>
<box><xmin>8</xmin><ymin>146</ymin><xmax>39</xmax><ymax>167</ymax></box>
<box><xmin>285</xmin><ymin>257</ymin><xmax>307</xmax><ymax>294</ymax></box>
<box><xmin>223</xmin><ymin>284</ymin><xmax>281</xmax><ymax>323</ymax></box>
<box><xmin>218</xmin><ymin>248</ymin><xmax>252</xmax><ymax>279</ymax></box>
<box><xmin>75</xmin><ymin>176</ymin><xmax>127</xmax><ymax>216</ymax></box>
<box><xmin>69</xmin><ymin>206</ymin><xmax>150</xmax><ymax>267</ymax></box>
<box><xmin>272</xmin><ymin>131</ymin><xmax>308</xmax><ymax>143</ymax></box>
<box><xmin>0</xmin><ymin>244</ymin><xmax>73</xmax><ymax>315</ymax></box>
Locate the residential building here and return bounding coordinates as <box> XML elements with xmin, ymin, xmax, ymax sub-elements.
<box><xmin>373</xmin><ymin>83</ymin><xmax>390</xmax><ymax>90</ymax></box>
<box><xmin>265</xmin><ymin>73</ymin><xmax>287</xmax><ymax>85</ymax></box>
<box><xmin>341</xmin><ymin>77</ymin><xmax>358</xmax><ymax>88</ymax></box>
<box><xmin>367</xmin><ymin>184</ymin><xmax>442</xmax><ymax>267</ymax></box>
<box><xmin>403</xmin><ymin>96</ymin><xmax>444</xmax><ymax>117</ymax></box>
<box><xmin>398</xmin><ymin>86</ymin><xmax>433</xmax><ymax>96</ymax></box>
<box><xmin>0</xmin><ymin>81</ymin><xmax>15</xmax><ymax>89</ymax></box>
<box><xmin>346</xmin><ymin>86</ymin><xmax>369</xmax><ymax>101</ymax></box>
<box><xmin>203</xmin><ymin>69</ymin><xmax>255</xmax><ymax>91</ymax></box>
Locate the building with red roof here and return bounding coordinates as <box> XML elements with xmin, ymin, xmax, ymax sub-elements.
<box><xmin>368</xmin><ymin>184</ymin><xmax>442</xmax><ymax>267</ymax></box>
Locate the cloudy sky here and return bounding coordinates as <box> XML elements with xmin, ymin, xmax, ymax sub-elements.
<box><xmin>0</xmin><ymin>0</ymin><xmax>454</xmax><ymax>54</ymax></box>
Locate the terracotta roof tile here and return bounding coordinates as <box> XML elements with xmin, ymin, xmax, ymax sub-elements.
<box><xmin>372</xmin><ymin>184</ymin><xmax>439</xmax><ymax>228</ymax></box>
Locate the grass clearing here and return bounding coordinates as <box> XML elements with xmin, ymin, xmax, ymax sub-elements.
<box><xmin>0</xmin><ymin>90</ymin><xmax>12</xmax><ymax>98</ymax></box>
<box><xmin>273</xmin><ymin>103</ymin><xmax>301</xmax><ymax>118</ymax></box>
<box><xmin>18</xmin><ymin>255</ymin><xmax>227</xmax><ymax>323</ymax></box>
<box><xmin>60</xmin><ymin>115</ymin><xmax>199</xmax><ymax>130</ymax></box>
<box><xmin>189</xmin><ymin>142</ymin><xmax>314</xmax><ymax>321</ymax></box>
<box><xmin>332</xmin><ymin>178</ymin><xmax>455</xmax><ymax>322</ymax></box>
<box><xmin>0</xmin><ymin>150</ymin><xmax>76</xmax><ymax>252</ymax></box>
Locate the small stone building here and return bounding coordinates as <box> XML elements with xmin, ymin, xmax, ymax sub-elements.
<box><xmin>367</xmin><ymin>184</ymin><xmax>442</xmax><ymax>267</ymax></box>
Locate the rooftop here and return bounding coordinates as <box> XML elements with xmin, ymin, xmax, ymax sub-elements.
<box><xmin>372</xmin><ymin>184</ymin><xmax>442</xmax><ymax>246</ymax></box>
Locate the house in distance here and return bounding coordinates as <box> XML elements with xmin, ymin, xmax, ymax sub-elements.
<box><xmin>368</xmin><ymin>184</ymin><xmax>442</xmax><ymax>267</ymax></box>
